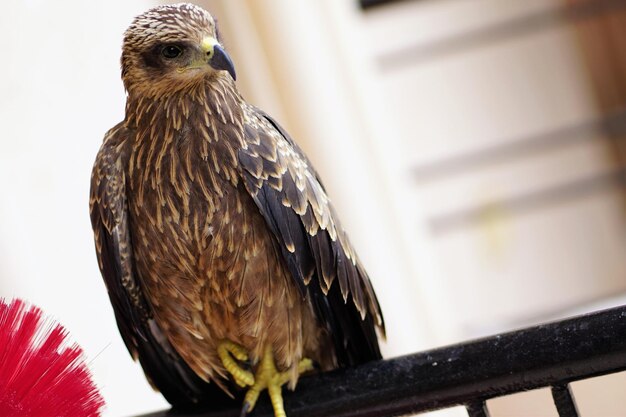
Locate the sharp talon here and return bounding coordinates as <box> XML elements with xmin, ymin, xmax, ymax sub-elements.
<box><xmin>240</xmin><ymin>402</ymin><xmax>251</xmax><ymax>417</ymax></box>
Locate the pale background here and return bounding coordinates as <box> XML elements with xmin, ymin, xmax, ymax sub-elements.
<box><xmin>1</xmin><ymin>0</ymin><xmax>625</xmax><ymax>416</ymax></box>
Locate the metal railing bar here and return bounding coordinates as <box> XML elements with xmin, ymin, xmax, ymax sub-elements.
<box><xmin>466</xmin><ymin>401</ymin><xmax>490</xmax><ymax>417</ymax></box>
<box><xmin>551</xmin><ymin>384</ymin><xmax>580</xmax><ymax>417</ymax></box>
<box><xmin>412</xmin><ymin>109</ymin><xmax>626</xmax><ymax>184</ymax></box>
<box><xmin>136</xmin><ymin>305</ymin><xmax>626</xmax><ymax>417</ymax></box>
<box><xmin>376</xmin><ymin>0</ymin><xmax>626</xmax><ymax>71</ymax></box>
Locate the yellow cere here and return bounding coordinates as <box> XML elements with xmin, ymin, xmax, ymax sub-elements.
<box><xmin>201</xmin><ymin>37</ymin><xmax>218</xmax><ymax>57</ymax></box>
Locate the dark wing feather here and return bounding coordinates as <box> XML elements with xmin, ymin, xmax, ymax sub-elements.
<box><xmin>238</xmin><ymin>109</ymin><xmax>385</xmax><ymax>366</ymax></box>
<box><xmin>90</xmin><ymin>123</ymin><xmax>236</xmax><ymax>410</ymax></box>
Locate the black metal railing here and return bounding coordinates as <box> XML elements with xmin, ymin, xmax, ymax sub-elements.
<box><xmin>138</xmin><ymin>304</ymin><xmax>626</xmax><ymax>417</ymax></box>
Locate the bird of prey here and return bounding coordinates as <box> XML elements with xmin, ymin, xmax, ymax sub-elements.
<box><xmin>90</xmin><ymin>4</ymin><xmax>385</xmax><ymax>416</ymax></box>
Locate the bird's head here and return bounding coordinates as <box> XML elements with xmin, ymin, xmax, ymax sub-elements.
<box><xmin>121</xmin><ymin>3</ymin><xmax>236</xmax><ymax>96</ymax></box>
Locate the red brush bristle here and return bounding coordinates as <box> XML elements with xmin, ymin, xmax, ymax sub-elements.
<box><xmin>0</xmin><ymin>298</ymin><xmax>105</xmax><ymax>417</ymax></box>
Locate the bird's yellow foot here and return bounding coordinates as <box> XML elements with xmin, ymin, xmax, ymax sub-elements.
<box><xmin>217</xmin><ymin>340</ymin><xmax>255</xmax><ymax>388</ymax></box>
<box><xmin>241</xmin><ymin>346</ymin><xmax>313</xmax><ymax>417</ymax></box>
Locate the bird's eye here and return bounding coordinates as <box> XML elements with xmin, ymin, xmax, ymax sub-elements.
<box><xmin>161</xmin><ymin>45</ymin><xmax>182</xmax><ymax>59</ymax></box>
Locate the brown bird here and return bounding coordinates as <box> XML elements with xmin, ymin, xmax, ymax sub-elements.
<box><xmin>90</xmin><ymin>4</ymin><xmax>384</xmax><ymax>416</ymax></box>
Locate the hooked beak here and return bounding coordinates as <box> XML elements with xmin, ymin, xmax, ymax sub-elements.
<box><xmin>202</xmin><ymin>37</ymin><xmax>236</xmax><ymax>81</ymax></box>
